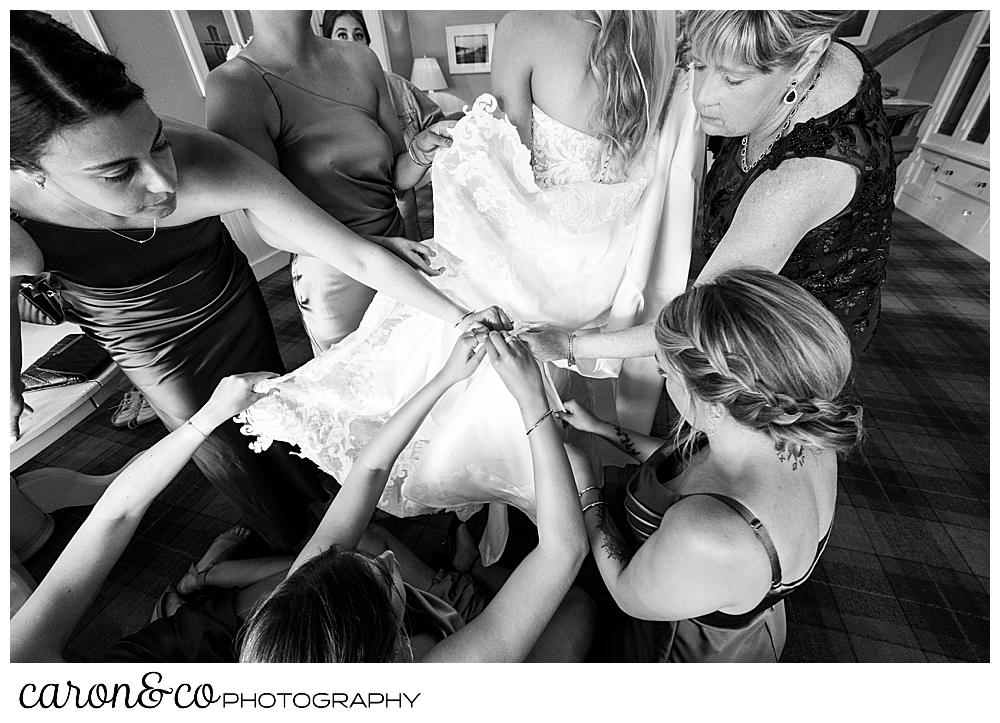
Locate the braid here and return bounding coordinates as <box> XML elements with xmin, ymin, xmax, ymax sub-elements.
<box><xmin>656</xmin><ymin>268</ymin><xmax>864</xmax><ymax>457</ymax></box>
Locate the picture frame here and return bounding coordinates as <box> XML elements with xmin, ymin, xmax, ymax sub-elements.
<box><xmin>170</xmin><ymin>10</ymin><xmax>248</xmax><ymax>97</ymax></box>
<box><xmin>835</xmin><ymin>10</ymin><xmax>879</xmax><ymax>46</ymax></box>
<box><xmin>445</xmin><ymin>23</ymin><xmax>495</xmax><ymax>75</ymax></box>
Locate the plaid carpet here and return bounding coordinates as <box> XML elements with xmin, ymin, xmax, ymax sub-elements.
<box><xmin>15</xmin><ymin>208</ymin><xmax>989</xmax><ymax>663</ymax></box>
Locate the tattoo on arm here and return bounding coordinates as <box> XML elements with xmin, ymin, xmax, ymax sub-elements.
<box><xmin>613</xmin><ymin>425</ymin><xmax>640</xmax><ymax>458</ymax></box>
<box><xmin>596</xmin><ymin>504</ymin><xmax>635</xmax><ymax>565</ymax></box>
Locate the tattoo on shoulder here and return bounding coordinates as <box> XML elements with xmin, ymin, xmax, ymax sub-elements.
<box><xmin>613</xmin><ymin>425</ymin><xmax>640</xmax><ymax>458</ymax></box>
<box><xmin>596</xmin><ymin>504</ymin><xmax>635</xmax><ymax>564</ymax></box>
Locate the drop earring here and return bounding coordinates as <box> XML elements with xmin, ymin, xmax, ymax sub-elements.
<box><xmin>35</xmin><ymin>178</ymin><xmax>46</xmax><ymax>190</ymax></box>
<box><xmin>783</xmin><ymin>79</ymin><xmax>799</xmax><ymax>105</ymax></box>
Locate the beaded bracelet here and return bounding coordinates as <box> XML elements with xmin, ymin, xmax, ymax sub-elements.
<box><xmin>525</xmin><ymin>409</ymin><xmax>554</xmax><ymax>436</ymax></box>
<box><xmin>184</xmin><ymin>418</ymin><xmax>209</xmax><ymax>439</ymax></box>
<box><xmin>567</xmin><ymin>333</ymin><xmax>577</xmax><ymax>367</ymax></box>
<box><xmin>408</xmin><ymin>142</ymin><xmax>432</xmax><ymax>168</ymax></box>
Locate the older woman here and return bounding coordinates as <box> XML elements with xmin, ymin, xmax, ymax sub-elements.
<box><xmin>557</xmin><ymin>268</ymin><xmax>863</xmax><ymax>662</ymax></box>
<box><xmin>10</xmin><ymin>11</ymin><xmax>505</xmax><ymax>550</ymax></box>
<box><xmin>524</xmin><ymin>10</ymin><xmax>893</xmax><ymax>364</ymax></box>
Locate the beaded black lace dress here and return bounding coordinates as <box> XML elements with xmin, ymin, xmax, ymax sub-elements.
<box><xmin>701</xmin><ymin>41</ymin><xmax>895</xmax><ymax>354</ymax></box>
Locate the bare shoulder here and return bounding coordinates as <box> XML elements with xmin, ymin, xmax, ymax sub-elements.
<box><xmin>10</xmin><ymin>219</ymin><xmax>44</xmax><ymax>277</ymax></box>
<box><xmin>804</xmin><ymin>41</ymin><xmax>865</xmax><ymax>120</ymax></box>
<box><xmin>206</xmin><ymin>56</ymin><xmax>270</xmax><ymax>98</ymax></box>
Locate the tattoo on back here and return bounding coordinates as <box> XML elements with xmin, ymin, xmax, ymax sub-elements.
<box><xmin>613</xmin><ymin>425</ymin><xmax>639</xmax><ymax>458</ymax></box>
<box><xmin>596</xmin><ymin>504</ymin><xmax>635</xmax><ymax>564</ymax></box>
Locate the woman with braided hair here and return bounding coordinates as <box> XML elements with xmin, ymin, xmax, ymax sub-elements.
<box><xmin>555</xmin><ymin>267</ymin><xmax>863</xmax><ymax>662</ymax></box>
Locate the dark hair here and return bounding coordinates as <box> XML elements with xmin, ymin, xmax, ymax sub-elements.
<box><xmin>238</xmin><ymin>546</ymin><xmax>403</xmax><ymax>663</ymax></box>
<box><xmin>10</xmin><ymin>10</ymin><xmax>145</xmax><ymax>170</ymax></box>
<box><xmin>322</xmin><ymin>10</ymin><xmax>370</xmax><ymax>44</ymax></box>
<box><xmin>655</xmin><ymin>267</ymin><xmax>863</xmax><ymax>458</ymax></box>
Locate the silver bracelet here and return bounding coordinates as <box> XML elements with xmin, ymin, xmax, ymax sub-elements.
<box><xmin>577</xmin><ymin>485</ymin><xmax>601</xmax><ymax>499</ymax></box>
<box><xmin>408</xmin><ymin>141</ymin><xmax>432</xmax><ymax>168</ymax></box>
<box><xmin>567</xmin><ymin>333</ymin><xmax>577</xmax><ymax>367</ymax></box>
<box><xmin>184</xmin><ymin>418</ymin><xmax>209</xmax><ymax>439</ymax></box>
<box><xmin>454</xmin><ymin>309</ymin><xmax>475</xmax><ymax>328</ymax></box>
<box><xmin>582</xmin><ymin>500</ymin><xmax>608</xmax><ymax>514</ymax></box>
<box><xmin>525</xmin><ymin>409</ymin><xmax>554</xmax><ymax>436</ymax></box>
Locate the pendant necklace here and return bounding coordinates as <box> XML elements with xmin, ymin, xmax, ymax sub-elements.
<box><xmin>68</xmin><ymin>206</ymin><xmax>158</xmax><ymax>243</ymax></box>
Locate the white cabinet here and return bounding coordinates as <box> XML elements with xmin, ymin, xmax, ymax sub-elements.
<box><xmin>897</xmin><ymin>12</ymin><xmax>990</xmax><ymax>260</ymax></box>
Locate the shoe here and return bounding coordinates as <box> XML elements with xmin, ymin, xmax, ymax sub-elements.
<box><xmin>150</xmin><ymin>584</ymin><xmax>184</xmax><ymax>623</ymax></box>
<box><xmin>175</xmin><ymin>525</ymin><xmax>254</xmax><ymax>597</ymax></box>
<box><xmin>111</xmin><ymin>391</ymin><xmax>142</xmax><ymax>428</ymax></box>
<box><xmin>129</xmin><ymin>394</ymin><xmax>158</xmax><ymax>429</ymax></box>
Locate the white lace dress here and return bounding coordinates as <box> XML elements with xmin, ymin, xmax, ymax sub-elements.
<box><xmin>241</xmin><ymin>93</ymin><xmax>700</xmax><ymax>563</ymax></box>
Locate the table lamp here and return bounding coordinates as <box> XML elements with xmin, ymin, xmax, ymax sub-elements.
<box><xmin>410</xmin><ymin>56</ymin><xmax>448</xmax><ymax>97</ymax></box>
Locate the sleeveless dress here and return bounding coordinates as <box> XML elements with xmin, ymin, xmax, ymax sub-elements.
<box><xmin>233</xmin><ymin>56</ymin><xmax>406</xmax><ymax>354</ymax></box>
<box><xmin>12</xmin><ymin>214</ymin><xmax>330</xmax><ymax>550</ymax></box>
<box><xmin>701</xmin><ymin>40</ymin><xmax>895</xmax><ymax>354</ymax></box>
<box><xmin>620</xmin><ymin>441</ymin><xmax>832</xmax><ymax>662</ymax></box>
<box><xmin>240</xmin><ymin>93</ymin><xmax>698</xmax><ymax>564</ymax></box>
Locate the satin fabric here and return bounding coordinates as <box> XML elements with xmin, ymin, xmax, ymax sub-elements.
<box><xmin>16</xmin><ymin>215</ymin><xmax>330</xmax><ymax>549</ymax></box>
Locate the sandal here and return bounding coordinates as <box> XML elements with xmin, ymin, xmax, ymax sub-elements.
<box><xmin>150</xmin><ymin>584</ymin><xmax>185</xmax><ymax>623</ymax></box>
<box><xmin>176</xmin><ymin>524</ymin><xmax>253</xmax><ymax>596</ymax></box>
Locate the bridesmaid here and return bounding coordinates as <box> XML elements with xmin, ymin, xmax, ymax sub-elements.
<box><xmin>207</xmin><ymin>10</ymin><xmax>455</xmax><ymax>354</ymax></box>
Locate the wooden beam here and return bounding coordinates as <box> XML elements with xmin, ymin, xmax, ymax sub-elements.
<box><xmin>864</xmin><ymin>10</ymin><xmax>977</xmax><ymax>66</ymax></box>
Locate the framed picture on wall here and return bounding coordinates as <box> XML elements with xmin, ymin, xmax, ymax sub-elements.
<box><xmin>835</xmin><ymin>10</ymin><xmax>878</xmax><ymax>45</ymax></box>
<box><xmin>170</xmin><ymin>10</ymin><xmax>249</xmax><ymax>96</ymax></box>
<box><xmin>445</xmin><ymin>23</ymin><xmax>495</xmax><ymax>74</ymax></box>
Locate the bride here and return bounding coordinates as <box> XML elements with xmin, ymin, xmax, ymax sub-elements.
<box><xmin>242</xmin><ymin>10</ymin><xmax>701</xmax><ymax>562</ymax></box>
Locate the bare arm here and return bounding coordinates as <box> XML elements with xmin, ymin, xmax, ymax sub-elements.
<box><xmin>525</xmin><ymin>156</ymin><xmax>858</xmax><ymax>362</ymax></box>
<box><xmin>10</xmin><ymin>373</ymin><xmax>275</xmax><ymax>662</ymax></box>
<box><xmin>290</xmin><ymin>335</ymin><xmax>486</xmax><ymax>573</ymax></box>
<box><xmin>582</xmin><ymin>493</ymin><xmax>767</xmax><ymax>621</ymax></box>
<box><xmin>181</xmin><ymin>125</ymin><xmax>474</xmax><ymax>327</ymax></box>
<box><xmin>490</xmin><ymin>12</ymin><xmax>534</xmax><ymax>148</ymax></box>
<box><xmin>9</xmin><ymin>221</ymin><xmax>43</xmax><ymax>442</ymax></box>
<box><xmin>554</xmin><ymin>399</ymin><xmax>667</xmax><ymax>463</ymax></box>
<box><xmin>422</xmin><ymin>334</ymin><xmax>588</xmax><ymax>662</ymax></box>
<box><xmin>697</xmin><ymin>156</ymin><xmax>857</xmax><ymax>283</ymax></box>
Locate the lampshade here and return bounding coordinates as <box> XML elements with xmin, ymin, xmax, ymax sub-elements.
<box><xmin>410</xmin><ymin>57</ymin><xmax>447</xmax><ymax>91</ymax></box>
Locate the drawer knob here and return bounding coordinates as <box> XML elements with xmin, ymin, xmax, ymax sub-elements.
<box><xmin>976</xmin><ymin>182</ymin><xmax>987</xmax><ymax>188</ymax></box>
<box><xmin>962</xmin><ymin>210</ymin><xmax>972</xmax><ymax>217</ymax></box>
<box><xmin>943</xmin><ymin>170</ymin><xmax>955</xmax><ymax>176</ymax></box>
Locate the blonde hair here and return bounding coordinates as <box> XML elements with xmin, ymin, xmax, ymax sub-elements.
<box><xmin>655</xmin><ymin>267</ymin><xmax>863</xmax><ymax>458</ymax></box>
<box><xmin>582</xmin><ymin>10</ymin><xmax>675</xmax><ymax>173</ymax></box>
<box><xmin>685</xmin><ymin>10</ymin><xmax>855</xmax><ymax>72</ymax></box>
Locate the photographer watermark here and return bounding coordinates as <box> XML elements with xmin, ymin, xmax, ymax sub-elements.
<box><xmin>19</xmin><ymin>671</ymin><xmax>421</xmax><ymax>710</ymax></box>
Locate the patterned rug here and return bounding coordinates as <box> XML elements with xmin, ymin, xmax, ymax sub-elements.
<box><xmin>15</xmin><ymin>209</ymin><xmax>989</xmax><ymax>663</ymax></box>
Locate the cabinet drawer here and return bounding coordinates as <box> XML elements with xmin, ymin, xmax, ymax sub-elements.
<box><xmin>924</xmin><ymin>183</ymin><xmax>990</xmax><ymax>244</ymax></box>
<box><xmin>938</xmin><ymin>157</ymin><xmax>990</xmax><ymax>201</ymax></box>
<box><xmin>900</xmin><ymin>149</ymin><xmax>949</xmax><ymax>202</ymax></box>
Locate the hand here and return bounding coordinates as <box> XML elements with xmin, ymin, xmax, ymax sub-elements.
<box><xmin>378</xmin><ymin>236</ymin><xmax>443</xmax><ymax>277</ymax></box>
<box><xmin>10</xmin><ymin>382</ymin><xmax>32</xmax><ymax>444</ymax></box>
<box><xmin>410</xmin><ymin>120</ymin><xmax>458</xmax><ymax>165</ymax></box>
<box><xmin>553</xmin><ymin>399</ymin><xmax>604</xmax><ymax>435</ymax></box>
<box><xmin>484</xmin><ymin>331</ymin><xmax>546</xmax><ymax>406</ymax></box>
<box><xmin>196</xmin><ymin>372</ymin><xmax>280</xmax><ymax>430</ymax></box>
<box><xmin>518</xmin><ymin>326</ymin><xmax>571</xmax><ymax>362</ymax></box>
<box><xmin>436</xmin><ymin>332</ymin><xmax>487</xmax><ymax>385</ymax></box>
<box><xmin>458</xmin><ymin>305</ymin><xmax>513</xmax><ymax>334</ymax></box>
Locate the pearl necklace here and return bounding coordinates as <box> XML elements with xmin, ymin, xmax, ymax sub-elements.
<box><xmin>740</xmin><ymin>62</ymin><xmax>823</xmax><ymax>174</ymax></box>
<box><xmin>68</xmin><ymin>205</ymin><xmax>158</xmax><ymax>243</ymax></box>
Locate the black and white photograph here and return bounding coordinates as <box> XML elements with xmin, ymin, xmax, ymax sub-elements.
<box><xmin>8</xmin><ymin>6</ymin><xmax>989</xmax><ymax>719</ymax></box>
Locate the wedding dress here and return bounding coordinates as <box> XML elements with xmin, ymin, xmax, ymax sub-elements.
<box><xmin>241</xmin><ymin>90</ymin><xmax>702</xmax><ymax>563</ymax></box>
